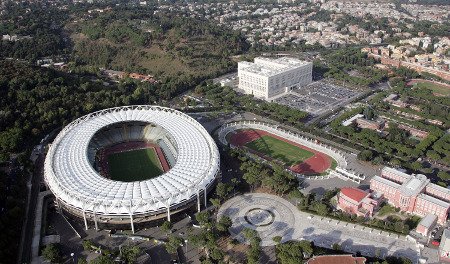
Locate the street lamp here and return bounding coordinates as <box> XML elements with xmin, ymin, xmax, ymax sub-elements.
<box><xmin>70</xmin><ymin>253</ymin><xmax>74</xmax><ymax>263</ymax></box>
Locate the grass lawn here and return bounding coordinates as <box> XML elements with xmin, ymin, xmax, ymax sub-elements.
<box><xmin>414</xmin><ymin>81</ymin><xmax>450</xmax><ymax>96</ymax></box>
<box><xmin>245</xmin><ymin>135</ymin><xmax>314</xmax><ymax>166</ymax></box>
<box><xmin>377</xmin><ymin>204</ymin><xmax>399</xmax><ymax>217</ymax></box>
<box><xmin>107</xmin><ymin>148</ymin><xmax>163</xmax><ymax>182</ymax></box>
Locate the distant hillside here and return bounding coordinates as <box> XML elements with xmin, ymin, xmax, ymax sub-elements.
<box><xmin>68</xmin><ymin>8</ymin><xmax>249</xmax><ymax>80</ymax></box>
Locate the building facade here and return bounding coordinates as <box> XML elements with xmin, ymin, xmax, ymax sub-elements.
<box><xmin>337</xmin><ymin>187</ymin><xmax>382</xmax><ymax>217</ymax></box>
<box><xmin>370</xmin><ymin>167</ymin><xmax>450</xmax><ymax>224</ymax></box>
<box><xmin>238</xmin><ymin>57</ymin><xmax>313</xmax><ymax>100</ymax></box>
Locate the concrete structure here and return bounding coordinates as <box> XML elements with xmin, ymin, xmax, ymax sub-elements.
<box><xmin>370</xmin><ymin>167</ymin><xmax>450</xmax><ymax>224</ymax></box>
<box><xmin>238</xmin><ymin>57</ymin><xmax>312</xmax><ymax>100</ymax></box>
<box><xmin>416</xmin><ymin>214</ymin><xmax>437</xmax><ymax>237</ymax></box>
<box><xmin>440</xmin><ymin>229</ymin><xmax>450</xmax><ymax>262</ymax></box>
<box><xmin>44</xmin><ymin>106</ymin><xmax>220</xmax><ymax>232</ymax></box>
<box><xmin>336</xmin><ymin>187</ymin><xmax>382</xmax><ymax>217</ymax></box>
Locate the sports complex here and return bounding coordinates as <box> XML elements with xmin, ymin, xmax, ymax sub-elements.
<box><xmin>44</xmin><ymin>106</ymin><xmax>220</xmax><ymax>232</ymax></box>
<box><xmin>219</xmin><ymin>121</ymin><xmax>355</xmax><ymax>179</ymax></box>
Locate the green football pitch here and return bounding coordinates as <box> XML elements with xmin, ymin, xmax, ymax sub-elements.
<box><xmin>245</xmin><ymin>135</ymin><xmax>314</xmax><ymax>166</ymax></box>
<box><xmin>107</xmin><ymin>148</ymin><xmax>163</xmax><ymax>182</ymax></box>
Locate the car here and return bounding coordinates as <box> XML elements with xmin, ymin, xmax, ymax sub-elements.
<box><xmin>431</xmin><ymin>240</ymin><xmax>440</xmax><ymax>246</ymax></box>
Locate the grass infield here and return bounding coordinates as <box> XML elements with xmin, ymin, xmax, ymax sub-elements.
<box><xmin>245</xmin><ymin>135</ymin><xmax>314</xmax><ymax>166</ymax></box>
<box><xmin>414</xmin><ymin>81</ymin><xmax>450</xmax><ymax>96</ymax></box>
<box><xmin>107</xmin><ymin>148</ymin><xmax>163</xmax><ymax>182</ymax></box>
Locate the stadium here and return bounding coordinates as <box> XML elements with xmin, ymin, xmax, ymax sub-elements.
<box><xmin>44</xmin><ymin>106</ymin><xmax>220</xmax><ymax>232</ymax></box>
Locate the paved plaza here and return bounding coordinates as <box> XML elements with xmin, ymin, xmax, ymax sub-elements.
<box><xmin>218</xmin><ymin>193</ymin><xmax>420</xmax><ymax>262</ymax></box>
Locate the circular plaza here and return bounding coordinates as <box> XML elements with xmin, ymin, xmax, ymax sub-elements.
<box><xmin>217</xmin><ymin>193</ymin><xmax>297</xmax><ymax>246</ymax></box>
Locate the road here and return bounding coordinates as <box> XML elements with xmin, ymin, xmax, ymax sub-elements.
<box><xmin>18</xmin><ymin>154</ymin><xmax>44</xmax><ymax>264</ymax></box>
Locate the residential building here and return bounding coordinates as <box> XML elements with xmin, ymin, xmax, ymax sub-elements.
<box><xmin>337</xmin><ymin>187</ymin><xmax>382</xmax><ymax>217</ymax></box>
<box><xmin>355</xmin><ymin>118</ymin><xmax>384</xmax><ymax>131</ymax></box>
<box><xmin>370</xmin><ymin>167</ymin><xmax>450</xmax><ymax>224</ymax></box>
<box><xmin>238</xmin><ymin>57</ymin><xmax>312</xmax><ymax>100</ymax></box>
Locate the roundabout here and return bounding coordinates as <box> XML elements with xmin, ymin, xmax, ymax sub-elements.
<box><xmin>217</xmin><ymin>193</ymin><xmax>297</xmax><ymax>246</ymax></box>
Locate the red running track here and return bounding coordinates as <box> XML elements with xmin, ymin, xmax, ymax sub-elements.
<box><xmin>230</xmin><ymin>129</ymin><xmax>332</xmax><ymax>175</ymax></box>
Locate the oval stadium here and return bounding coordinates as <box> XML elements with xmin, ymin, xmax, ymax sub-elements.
<box><xmin>44</xmin><ymin>105</ymin><xmax>220</xmax><ymax>232</ymax></box>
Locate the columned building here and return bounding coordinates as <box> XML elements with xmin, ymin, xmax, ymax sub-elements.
<box><xmin>237</xmin><ymin>57</ymin><xmax>313</xmax><ymax>100</ymax></box>
<box><xmin>370</xmin><ymin>167</ymin><xmax>450</xmax><ymax>224</ymax></box>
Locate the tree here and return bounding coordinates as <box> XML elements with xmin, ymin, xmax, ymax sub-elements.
<box><xmin>357</xmin><ymin>150</ymin><xmax>374</xmax><ymax>161</ymax></box>
<box><xmin>41</xmin><ymin>244</ymin><xmax>61</xmax><ymax>263</ymax></box>
<box><xmin>272</xmin><ymin>236</ymin><xmax>282</xmax><ymax>244</ymax></box>
<box><xmin>313</xmin><ymin>202</ymin><xmax>329</xmax><ymax>216</ymax></box>
<box><xmin>332</xmin><ymin>243</ymin><xmax>341</xmax><ymax>251</ymax></box>
<box><xmin>216</xmin><ymin>216</ymin><xmax>232</xmax><ymax>233</ymax></box>
<box><xmin>82</xmin><ymin>240</ymin><xmax>95</xmax><ymax>251</ymax></box>
<box><xmin>90</xmin><ymin>255</ymin><xmax>115</xmax><ymax>264</ymax></box>
<box><xmin>161</xmin><ymin>220</ymin><xmax>172</xmax><ymax>234</ymax></box>
<box><xmin>165</xmin><ymin>235</ymin><xmax>183</xmax><ymax>254</ymax></box>
<box><xmin>195</xmin><ymin>211</ymin><xmax>211</xmax><ymax>227</ymax></box>
<box><xmin>216</xmin><ymin>182</ymin><xmax>232</xmax><ymax>201</ymax></box>
<box><xmin>121</xmin><ymin>245</ymin><xmax>141</xmax><ymax>264</ymax></box>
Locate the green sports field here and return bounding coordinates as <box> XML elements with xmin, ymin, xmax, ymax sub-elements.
<box><xmin>414</xmin><ymin>81</ymin><xmax>450</xmax><ymax>96</ymax></box>
<box><xmin>107</xmin><ymin>148</ymin><xmax>163</xmax><ymax>182</ymax></box>
<box><xmin>245</xmin><ymin>135</ymin><xmax>314</xmax><ymax>166</ymax></box>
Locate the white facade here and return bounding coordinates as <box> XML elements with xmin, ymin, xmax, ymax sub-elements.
<box><xmin>238</xmin><ymin>57</ymin><xmax>313</xmax><ymax>100</ymax></box>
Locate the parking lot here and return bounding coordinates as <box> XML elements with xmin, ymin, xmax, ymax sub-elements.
<box><xmin>274</xmin><ymin>81</ymin><xmax>362</xmax><ymax>116</ymax></box>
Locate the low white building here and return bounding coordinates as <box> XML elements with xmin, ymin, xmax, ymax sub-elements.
<box><xmin>238</xmin><ymin>57</ymin><xmax>313</xmax><ymax>100</ymax></box>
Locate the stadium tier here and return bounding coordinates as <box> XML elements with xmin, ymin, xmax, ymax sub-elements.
<box><xmin>44</xmin><ymin>106</ymin><xmax>220</xmax><ymax>232</ymax></box>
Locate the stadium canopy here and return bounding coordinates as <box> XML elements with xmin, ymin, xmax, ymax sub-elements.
<box><xmin>44</xmin><ymin>106</ymin><xmax>220</xmax><ymax>217</ymax></box>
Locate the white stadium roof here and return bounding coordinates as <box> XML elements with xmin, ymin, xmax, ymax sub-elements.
<box><xmin>44</xmin><ymin>105</ymin><xmax>220</xmax><ymax>216</ymax></box>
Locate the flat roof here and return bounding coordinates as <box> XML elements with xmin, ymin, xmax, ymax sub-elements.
<box><xmin>399</xmin><ymin>174</ymin><xmax>428</xmax><ymax>197</ymax></box>
<box><xmin>238</xmin><ymin>57</ymin><xmax>311</xmax><ymax>77</ymax></box>
<box><xmin>418</xmin><ymin>214</ymin><xmax>437</xmax><ymax>228</ymax></box>
<box><xmin>371</xmin><ymin>175</ymin><xmax>401</xmax><ymax>189</ymax></box>
<box><xmin>418</xmin><ymin>194</ymin><xmax>450</xmax><ymax>209</ymax></box>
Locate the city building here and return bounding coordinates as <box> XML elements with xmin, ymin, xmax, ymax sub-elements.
<box><xmin>355</xmin><ymin>118</ymin><xmax>384</xmax><ymax>131</ymax></box>
<box><xmin>370</xmin><ymin>167</ymin><xmax>450</xmax><ymax>224</ymax></box>
<box><xmin>306</xmin><ymin>255</ymin><xmax>366</xmax><ymax>264</ymax></box>
<box><xmin>337</xmin><ymin>187</ymin><xmax>382</xmax><ymax>217</ymax></box>
<box><xmin>237</xmin><ymin>57</ymin><xmax>312</xmax><ymax>100</ymax></box>
<box><xmin>416</xmin><ymin>214</ymin><xmax>437</xmax><ymax>237</ymax></box>
<box><xmin>440</xmin><ymin>229</ymin><xmax>450</xmax><ymax>262</ymax></box>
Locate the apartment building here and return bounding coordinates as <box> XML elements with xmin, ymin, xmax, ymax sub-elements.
<box><xmin>370</xmin><ymin>167</ymin><xmax>450</xmax><ymax>224</ymax></box>
<box><xmin>238</xmin><ymin>57</ymin><xmax>313</xmax><ymax>100</ymax></box>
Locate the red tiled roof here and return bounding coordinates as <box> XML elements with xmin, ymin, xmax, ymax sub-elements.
<box><xmin>340</xmin><ymin>187</ymin><xmax>368</xmax><ymax>203</ymax></box>
<box><xmin>306</xmin><ymin>255</ymin><xmax>366</xmax><ymax>264</ymax></box>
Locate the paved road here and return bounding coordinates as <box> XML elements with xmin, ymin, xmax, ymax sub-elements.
<box><xmin>18</xmin><ymin>154</ymin><xmax>44</xmax><ymax>264</ymax></box>
<box><xmin>218</xmin><ymin>193</ymin><xmax>420</xmax><ymax>263</ymax></box>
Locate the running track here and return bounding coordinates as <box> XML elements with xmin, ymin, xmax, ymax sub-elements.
<box><xmin>229</xmin><ymin>129</ymin><xmax>332</xmax><ymax>175</ymax></box>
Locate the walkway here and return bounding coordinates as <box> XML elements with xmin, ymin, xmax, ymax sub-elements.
<box><xmin>218</xmin><ymin>193</ymin><xmax>419</xmax><ymax>263</ymax></box>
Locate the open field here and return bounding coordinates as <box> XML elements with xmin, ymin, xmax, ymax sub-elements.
<box><xmin>245</xmin><ymin>135</ymin><xmax>314</xmax><ymax>166</ymax></box>
<box><xmin>409</xmin><ymin>79</ymin><xmax>450</xmax><ymax>96</ymax></box>
<box><xmin>107</xmin><ymin>148</ymin><xmax>163</xmax><ymax>182</ymax></box>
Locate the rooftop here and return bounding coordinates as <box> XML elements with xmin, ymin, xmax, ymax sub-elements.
<box><xmin>399</xmin><ymin>174</ymin><xmax>429</xmax><ymax>197</ymax></box>
<box><xmin>419</xmin><ymin>194</ymin><xmax>450</xmax><ymax>209</ymax></box>
<box><xmin>340</xmin><ymin>187</ymin><xmax>368</xmax><ymax>203</ymax></box>
<box><xmin>238</xmin><ymin>57</ymin><xmax>311</xmax><ymax>77</ymax></box>
<box><xmin>418</xmin><ymin>214</ymin><xmax>437</xmax><ymax>228</ymax></box>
